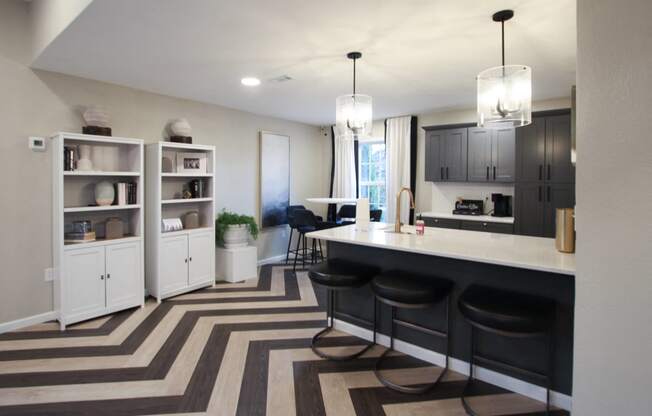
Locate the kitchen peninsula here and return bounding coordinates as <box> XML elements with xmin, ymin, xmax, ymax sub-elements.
<box><xmin>306</xmin><ymin>222</ymin><xmax>575</xmax><ymax>399</ymax></box>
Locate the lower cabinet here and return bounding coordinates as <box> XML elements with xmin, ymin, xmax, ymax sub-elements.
<box><xmin>63</xmin><ymin>241</ymin><xmax>142</xmax><ymax>325</ymax></box>
<box><xmin>461</xmin><ymin>220</ymin><xmax>514</xmax><ymax>234</ymax></box>
<box><xmin>421</xmin><ymin>217</ymin><xmax>513</xmax><ymax>234</ymax></box>
<box><xmin>160</xmin><ymin>231</ymin><xmax>214</xmax><ymax>298</ymax></box>
<box><xmin>515</xmin><ymin>183</ymin><xmax>576</xmax><ymax>237</ymax></box>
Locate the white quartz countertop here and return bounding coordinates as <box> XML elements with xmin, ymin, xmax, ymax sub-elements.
<box><xmin>306</xmin><ymin>222</ymin><xmax>575</xmax><ymax>276</ymax></box>
<box><xmin>420</xmin><ymin>212</ymin><xmax>514</xmax><ymax>224</ymax></box>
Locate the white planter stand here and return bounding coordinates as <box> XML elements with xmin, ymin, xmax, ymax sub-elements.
<box><xmin>215</xmin><ymin>246</ymin><xmax>257</xmax><ymax>283</ymax></box>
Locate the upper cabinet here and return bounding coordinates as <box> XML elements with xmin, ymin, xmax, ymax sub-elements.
<box><xmin>467</xmin><ymin>127</ymin><xmax>515</xmax><ymax>182</ymax></box>
<box><xmin>424</xmin><ymin>128</ymin><xmax>467</xmax><ymax>182</ymax></box>
<box><xmin>516</xmin><ymin>114</ymin><xmax>574</xmax><ymax>184</ymax></box>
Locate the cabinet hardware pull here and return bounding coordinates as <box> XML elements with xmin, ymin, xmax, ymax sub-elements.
<box><xmin>486</xmin><ymin>166</ymin><xmax>489</xmax><ymax>180</ymax></box>
<box><xmin>483</xmin><ymin>223</ymin><xmax>487</xmax><ymax>226</ymax></box>
<box><xmin>493</xmin><ymin>166</ymin><xmax>496</xmax><ymax>180</ymax></box>
<box><xmin>185</xmin><ymin>258</ymin><xmax>188</xmax><ymax>263</ymax></box>
<box><xmin>100</xmin><ymin>275</ymin><xmax>104</xmax><ymax>280</ymax></box>
<box><xmin>446</xmin><ymin>167</ymin><xmax>449</xmax><ymax>179</ymax></box>
<box><xmin>539</xmin><ymin>165</ymin><xmax>543</xmax><ymax>180</ymax></box>
<box><xmin>189</xmin><ymin>257</ymin><xmax>192</xmax><ymax>262</ymax></box>
<box><xmin>547</xmin><ymin>186</ymin><xmax>551</xmax><ymax>202</ymax></box>
<box><xmin>538</xmin><ymin>186</ymin><xmax>542</xmax><ymax>202</ymax></box>
<box><xmin>440</xmin><ymin>167</ymin><xmax>444</xmax><ymax>179</ymax></box>
<box><xmin>107</xmin><ymin>274</ymin><xmax>111</xmax><ymax>279</ymax></box>
<box><xmin>547</xmin><ymin>164</ymin><xmax>551</xmax><ymax>180</ymax></box>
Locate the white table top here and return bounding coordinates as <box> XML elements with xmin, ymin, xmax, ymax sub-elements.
<box><xmin>306</xmin><ymin>197</ymin><xmax>357</xmax><ymax>204</ymax></box>
<box><xmin>306</xmin><ymin>222</ymin><xmax>575</xmax><ymax>275</ymax></box>
<box><xmin>420</xmin><ymin>212</ymin><xmax>515</xmax><ymax>224</ymax></box>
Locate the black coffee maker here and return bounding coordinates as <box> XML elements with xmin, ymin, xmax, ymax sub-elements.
<box><xmin>491</xmin><ymin>193</ymin><xmax>512</xmax><ymax>217</ymax></box>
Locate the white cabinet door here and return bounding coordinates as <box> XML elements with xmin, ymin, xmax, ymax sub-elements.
<box><xmin>188</xmin><ymin>231</ymin><xmax>214</xmax><ymax>286</ymax></box>
<box><xmin>63</xmin><ymin>246</ymin><xmax>106</xmax><ymax>320</ymax></box>
<box><xmin>160</xmin><ymin>234</ymin><xmax>189</xmax><ymax>294</ymax></box>
<box><xmin>106</xmin><ymin>242</ymin><xmax>142</xmax><ymax>309</ymax></box>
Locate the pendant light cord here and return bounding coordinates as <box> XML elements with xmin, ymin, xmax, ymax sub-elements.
<box><xmin>352</xmin><ymin>57</ymin><xmax>357</xmax><ymax>95</ymax></box>
<box><xmin>501</xmin><ymin>20</ymin><xmax>505</xmax><ymax>67</ymax></box>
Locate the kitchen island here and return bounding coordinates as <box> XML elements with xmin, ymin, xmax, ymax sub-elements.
<box><xmin>306</xmin><ymin>222</ymin><xmax>575</xmax><ymax>403</ymax></box>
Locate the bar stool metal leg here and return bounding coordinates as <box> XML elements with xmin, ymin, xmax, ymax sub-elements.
<box><xmin>461</xmin><ymin>325</ymin><xmax>477</xmax><ymax>415</ymax></box>
<box><xmin>311</xmin><ymin>289</ymin><xmax>376</xmax><ymax>361</ymax></box>
<box><xmin>285</xmin><ymin>228</ymin><xmax>294</xmax><ymax>264</ymax></box>
<box><xmin>292</xmin><ymin>233</ymin><xmax>302</xmax><ymax>272</ymax></box>
<box><xmin>374</xmin><ymin>295</ymin><xmax>451</xmax><ymax>395</ymax></box>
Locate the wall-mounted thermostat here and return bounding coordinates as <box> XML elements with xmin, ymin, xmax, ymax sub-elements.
<box><xmin>29</xmin><ymin>136</ymin><xmax>47</xmax><ymax>151</ymax></box>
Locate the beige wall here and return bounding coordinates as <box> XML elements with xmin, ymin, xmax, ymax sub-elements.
<box><xmin>574</xmin><ymin>0</ymin><xmax>652</xmax><ymax>413</ymax></box>
<box><xmin>373</xmin><ymin>98</ymin><xmax>571</xmax><ymax>214</ymax></box>
<box><xmin>0</xmin><ymin>0</ymin><xmax>330</xmax><ymax>324</ymax></box>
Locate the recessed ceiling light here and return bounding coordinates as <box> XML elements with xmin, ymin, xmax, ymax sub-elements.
<box><xmin>241</xmin><ymin>77</ymin><xmax>261</xmax><ymax>87</ymax></box>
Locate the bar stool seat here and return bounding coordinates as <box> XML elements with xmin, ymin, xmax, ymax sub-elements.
<box><xmin>309</xmin><ymin>260</ymin><xmax>375</xmax><ymax>289</ymax></box>
<box><xmin>372</xmin><ymin>272</ymin><xmax>453</xmax><ymax>394</ymax></box>
<box><xmin>459</xmin><ymin>285</ymin><xmax>555</xmax><ymax>334</ymax></box>
<box><xmin>458</xmin><ymin>285</ymin><xmax>557</xmax><ymax>415</ymax></box>
<box><xmin>372</xmin><ymin>274</ymin><xmax>451</xmax><ymax>306</ymax></box>
<box><xmin>308</xmin><ymin>259</ymin><xmax>379</xmax><ymax>361</ymax></box>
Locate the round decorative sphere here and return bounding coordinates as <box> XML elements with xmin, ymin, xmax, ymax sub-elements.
<box><xmin>94</xmin><ymin>181</ymin><xmax>115</xmax><ymax>206</ymax></box>
<box><xmin>83</xmin><ymin>105</ymin><xmax>110</xmax><ymax>127</ymax></box>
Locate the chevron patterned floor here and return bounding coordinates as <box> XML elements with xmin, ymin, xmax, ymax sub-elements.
<box><xmin>0</xmin><ymin>264</ymin><xmax>568</xmax><ymax>415</ymax></box>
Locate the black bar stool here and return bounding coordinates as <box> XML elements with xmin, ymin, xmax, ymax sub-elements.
<box><xmin>458</xmin><ymin>285</ymin><xmax>556</xmax><ymax>415</ymax></box>
<box><xmin>285</xmin><ymin>205</ymin><xmax>304</xmax><ymax>264</ymax></box>
<box><xmin>371</xmin><ymin>272</ymin><xmax>453</xmax><ymax>394</ymax></box>
<box><xmin>308</xmin><ymin>259</ymin><xmax>379</xmax><ymax>361</ymax></box>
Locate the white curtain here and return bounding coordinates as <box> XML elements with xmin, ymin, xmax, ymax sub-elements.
<box><xmin>385</xmin><ymin>116</ymin><xmax>412</xmax><ymax>224</ymax></box>
<box><xmin>331</xmin><ymin>135</ymin><xmax>357</xmax><ymax>199</ymax></box>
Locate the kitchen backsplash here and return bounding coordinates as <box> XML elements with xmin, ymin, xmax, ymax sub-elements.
<box><xmin>428</xmin><ymin>182</ymin><xmax>515</xmax><ymax>214</ymax></box>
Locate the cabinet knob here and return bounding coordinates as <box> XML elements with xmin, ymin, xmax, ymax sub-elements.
<box><xmin>107</xmin><ymin>274</ymin><xmax>111</xmax><ymax>279</ymax></box>
<box><xmin>189</xmin><ymin>257</ymin><xmax>193</xmax><ymax>262</ymax></box>
<box><xmin>185</xmin><ymin>258</ymin><xmax>188</xmax><ymax>263</ymax></box>
<box><xmin>100</xmin><ymin>275</ymin><xmax>104</xmax><ymax>280</ymax></box>
<box><xmin>434</xmin><ymin>219</ymin><xmax>439</xmax><ymax>223</ymax></box>
<box><xmin>483</xmin><ymin>223</ymin><xmax>488</xmax><ymax>226</ymax></box>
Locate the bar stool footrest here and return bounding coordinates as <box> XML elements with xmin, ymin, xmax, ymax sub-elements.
<box><xmin>311</xmin><ymin>326</ymin><xmax>374</xmax><ymax>361</ymax></box>
<box><xmin>374</xmin><ymin>346</ymin><xmax>448</xmax><ymax>395</ymax></box>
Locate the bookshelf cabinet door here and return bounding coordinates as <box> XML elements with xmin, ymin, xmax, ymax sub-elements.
<box><xmin>188</xmin><ymin>231</ymin><xmax>213</xmax><ymax>286</ymax></box>
<box><xmin>106</xmin><ymin>242</ymin><xmax>141</xmax><ymax>309</ymax></box>
<box><xmin>160</xmin><ymin>234</ymin><xmax>189</xmax><ymax>294</ymax></box>
<box><xmin>64</xmin><ymin>246</ymin><xmax>106</xmax><ymax>320</ymax></box>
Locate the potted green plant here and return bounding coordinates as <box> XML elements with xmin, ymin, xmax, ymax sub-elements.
<box><xmin>215</xmin><ymin>210</ymin><xmax>259</xmax><ymax>248</ymax></box>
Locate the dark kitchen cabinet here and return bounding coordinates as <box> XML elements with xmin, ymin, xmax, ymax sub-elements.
<box><xmin>424</xmin><ymin>128</ymin><xmax>467</xmax><ymax>182</ymax></box>
<box><xmin>468</xmin><ymin>127</ymin><xmax>515</xmax><ymax>182</ymax></box>
<box><xmin>516</xmin><ymin>114</ymin><xmax>574</xmax><ymax>184</ymax></box>
<box><xmin>515</xmin><ymin>182</ymin><xmax>575</xmax><ymax>238</ymax></box>
<box><xmin>543</xmin><ymin>183</ymin><xmax>576</xmax><ymax>238</ymax></box>
<box><xmin>422</xmin><ymin>217</ymin><xmax>461</xmax><ymax>229</ymax></box>
<box><xmin>461</xmin><ymin>220</ymin><xmax>514</xmax><ymax>234</ymax></box>
<box><xmin>515</xmin><ymin>183</ymin><xmax>546</xmax><ymax>236</ymax></box>
<box><xmin>545</xmin><ymin>115</ymin><xmax>575</xmax><ymax>183</ymax></box>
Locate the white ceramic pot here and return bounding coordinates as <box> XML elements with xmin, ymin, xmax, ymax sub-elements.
<box><xmin>223</xmin><ymin>224</ymin><xmax>249</xmax><ymax>248</ymax></box>
<box><xmin>169</xmin><ymin>118</ymin><xmax>192</xmax><ymax>137</ymax></box>
<box><xmin>95</xmin><ymin>181</ymin><xmax>115</xmax><ymax>206</ymax></box>
<box><xmin>77</xmin><ymin>144</ymin><xmax>93</xmax><ymax>171</ymax></box>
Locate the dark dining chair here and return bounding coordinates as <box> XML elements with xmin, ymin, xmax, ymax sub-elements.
<box><xmin>286</xmin><ymin>205</ymin><xmax>323</xmax><ymax>264</ymax></box>
<box><xmin>370</xmin><ymin>209</ymin><xmax>383</xmax><ymax>222</ymax></box>
<box><xmin>292</xmin><ymin>209</ymin><xmax>336</xmax><ymax>271</ymax></box>
<box><xmin>336</xmin><ymin>204</ymin><xmax>357</xmax><ymax>225</ymax></box>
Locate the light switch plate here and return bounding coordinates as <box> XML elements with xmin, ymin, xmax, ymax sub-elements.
<box><xmin>44</xmin><ymin>267</ymin><xmax>55</xmax><ymax>282</ymax></box>
<box><xmin>29</xmin><ymin>136</ymin><xmax>47</xmax><ymax>151</ymax></box>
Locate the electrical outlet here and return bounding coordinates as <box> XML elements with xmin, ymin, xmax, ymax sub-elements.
<box><xmin>44</xmin><ymin>267</ymin><xmax>55</xmax><ymax>282</ymax></box>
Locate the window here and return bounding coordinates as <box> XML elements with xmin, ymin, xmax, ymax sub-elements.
<box><xmin>358</xmin><ymin>140</ymin><xmax>386</xmax><ymax>219</ymax></box>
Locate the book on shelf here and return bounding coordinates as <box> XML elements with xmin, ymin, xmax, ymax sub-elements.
<box><xmin>114</xmin><ymin>182</ymin><xmax>137</xmax><ymax>205</ymax></box>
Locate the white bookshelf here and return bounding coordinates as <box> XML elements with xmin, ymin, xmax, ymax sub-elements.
<box><xmin>145</xmin><ymin>142</ymin><xmax>216</xmax><ymax>302</ymax></box>
<box><xmin>51</xmin><ymin>132</ymin><xmax>145</xmax><ymax>330</ymax></box>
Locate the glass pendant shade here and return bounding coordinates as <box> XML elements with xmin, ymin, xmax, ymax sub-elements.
<box><xmin>335</xmin><ymin>93</ymin><xmax>372</xmax><ymax>140</ymax></box>
<box><xmin>477</xmin><ymin>65</ymin><xmax>532</xmax><ymax>128</ymax></box>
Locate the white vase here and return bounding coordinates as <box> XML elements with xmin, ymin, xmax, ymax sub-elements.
<box><xmin>223</xmin><ymin>224</ymin><xmax>249</xmax><ymax>248</ymax></box>
<box><xmin>169</xmin><ymin>118</ymin><xmax>192</xmax><ymax>137</ymax></box>
<box><xmin>94</xmin><ymin>181</ymin><xmax>115</xmax><ymax>206</ymax></box>
<box><xmin>77</xmin><ymin>144</ymin><xmax>93</xmax><ymax>171</ymax></box>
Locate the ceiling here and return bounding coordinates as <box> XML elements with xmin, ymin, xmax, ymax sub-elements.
<box><xmin>32</xmin><ymin>0</ymin><xmax>576</xmax><ymax>126</ymax></box>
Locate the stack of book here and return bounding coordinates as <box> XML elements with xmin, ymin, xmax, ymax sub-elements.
<box><xmin>114</xmin><ymin>182</ymin><xmax>138</xmax><ymax>205</ymax></box>
<box><xmin>64</xmin><ymin>231</ymin><xmax>96</xmax><ymax>244</ymax></box>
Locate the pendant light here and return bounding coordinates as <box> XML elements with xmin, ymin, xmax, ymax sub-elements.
<box><xmin>335</xmin><ymin>52</ymin><xmax>372</xmax><ymax>140</ymax></box>
<box><xmin>477</xmin><ymin>10</ymin><xmax>531</xmax><ymax>128</ymax></box>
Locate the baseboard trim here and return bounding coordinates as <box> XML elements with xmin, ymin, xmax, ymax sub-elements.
<box><xmin>257</xmin><ymin>254</ymin><xmax>287</xmax><ymax>266</ymax></box>
<box><xmin>333</xmin><ymin>318</ymin><xmax>572</xmax><ymax>411</ymax></box>
<box><xmin>0</xmin><ymin>310</ymin><xmax>59</xmax><ymax>334</ymax></box>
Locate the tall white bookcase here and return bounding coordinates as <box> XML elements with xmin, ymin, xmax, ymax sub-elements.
<box><xmin>145</xmin><ymin>142</ymin><xmax>216</xmax><ymax>302</ymax></box>
<box><xmin>52</xmin><ymin>132</ymin><xmax>145</xmax><ymax>330</ymax></box>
